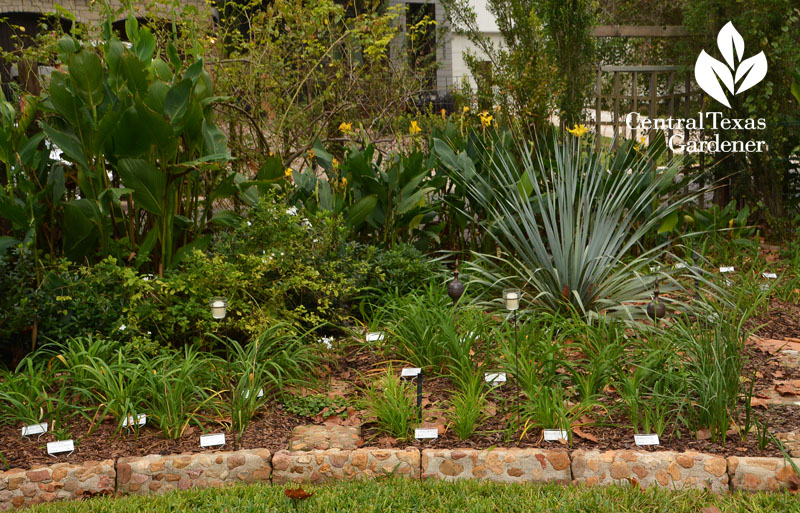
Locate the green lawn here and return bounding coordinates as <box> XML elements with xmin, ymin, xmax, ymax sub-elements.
<box><xmin>29</xmin><ymin>479</ymin><xmax>800</xmax><ymax>513</ymax></box>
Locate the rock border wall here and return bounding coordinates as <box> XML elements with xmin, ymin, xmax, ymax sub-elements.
<box><xmin>2</xmin><ymin>448</ymin><xmax>798</xmax><ymax>510</ymax></box>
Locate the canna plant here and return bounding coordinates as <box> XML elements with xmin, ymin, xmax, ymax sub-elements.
<box><xmin>39</xmin><ymin>12</ymin><xmax>235</xmax><ymax>273</ymax></box>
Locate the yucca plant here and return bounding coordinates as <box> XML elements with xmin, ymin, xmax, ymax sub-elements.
<box><xmin>445</xmin><ymin>131</ymin><xmax>703</xmax><ymax>317</ymax></box>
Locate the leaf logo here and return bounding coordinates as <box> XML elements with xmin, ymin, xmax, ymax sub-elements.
<box><xmin>694</xmin><ymin>22</ymin><xmax>767</xmax><ymax>108</ymax></box>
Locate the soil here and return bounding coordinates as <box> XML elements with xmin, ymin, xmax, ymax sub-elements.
<box><xmin>3</xmin><ymin>303</ymin><xmax>800</xmax><ymax>471</ymax></box>
<box><xmin>749</xmin><ymin>298</ymin><xmax>800</xmax><ymax>339</ymax></box>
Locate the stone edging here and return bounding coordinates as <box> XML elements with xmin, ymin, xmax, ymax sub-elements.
<box><xmin>1</xmin><ymin>449</ymin><xmax>798</xmax><ymax>510</ymax></box>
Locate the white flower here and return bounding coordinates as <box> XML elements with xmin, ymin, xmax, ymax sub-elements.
<box><xmin>147</xmin><ymin>331</ymin><xmax>152</xmax><ymax>336</ymax></box>
<box><xmin>286</xmin><ymin>207</ymin><xmax>298</xmax><ymax>216</ymax></box>
<box><xmin>313</xmin><ymin>238</ymin><xmax>318</xmax><ymax>243</ymax></box>
<box><xmin>626</xmin><ymin>168</ymin><xmax>633</xmax><ymax>175</ymax></box>
<box><xmin>318</xmin><ymin>336</ymin><xmax>334</xmax><ymax>349</ymax></box>
<box><xmin>118</xmin><ymin>324</ymin><xmax>127</xmax><ymax>331</ymax></box>
<box><xmin>246</xmin><ymin>221</ymin><xmax>252</xmax><ymax>226</ymax></box>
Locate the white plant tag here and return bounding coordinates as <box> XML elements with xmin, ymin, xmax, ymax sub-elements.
<box><xmin>366</xmin><ymin>332</ymin><xmax>384</xmax><ymax>342</ymax></box>
<box><xmin>200</xmin><ymin>433</ymin><xmax>226</xmax><ymax>448</ymax></box>
<box><xmin>122</xmin><ymin>414</ymin><xmax>147</xmax><ymax>428</ymax></box>
<box><xmin>719</xmin><ymin>266</ymin><xmax>735</xmax><ymax>273</ymax></box>
<box><xmin>762</xmin><ymin>272</ymin><xmax>777</xmax><ymax>279</ymax></box>
<box><xmin>543</xmin><ymin>429</ymin><xmax>568</xmax><ymax>441</ymax></box>
<box><xmin>22</xmin><ymin>422</ymin><xmax>48</xmax><ymax>437</ymax></box>
<box><xmin>484</xmin><ymin>372</ymin><xmax>507</xmax><ymax>386</ymax></box>
<box><xmin>634</xmin><ymin>434</ymin><xmax>660</xmax><ymax>446</ymax></box>
<box><xmin>47</xmin><ymin>440</ymin><xmax>74</xmax><ymax>456</ymax></box>
<box><xmin>243</xmin><ymin>388</ymin><xmax>265</xmax><ymax>399</ymax></box>
<box><xmin>414</xmin><ymin>428</ymin><xmax>438</xmax><ymax>440</ymax></box>
<box><xmin>401</xmin><ymin>367</ymin><xmax>421</xmax><ymax>378</ymax></box>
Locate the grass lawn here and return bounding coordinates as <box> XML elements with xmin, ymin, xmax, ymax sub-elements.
<box><xmin>28</xmin><ymin>479</ymin><xmax>800</xmax><ymax>513</ymax></box>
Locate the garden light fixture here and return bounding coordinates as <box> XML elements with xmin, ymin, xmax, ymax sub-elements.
<box><xmin>646</xmin><ymin>280</ymin><xmax>666</xmax><ymax>322</ymax></box>
<box><xmin>503</xmin><ymin>288</ymin><xmax>521</xmax><ymax>424</ymax></box>
<box><xmin>447</xmin><ymin>269</ymin><xmax>465</xmax><ymax>306</ymax></box>
<box><xmin>209</xmin><ymin>297</ymin><xmax>228</xmax><ymax>320</ymax></box>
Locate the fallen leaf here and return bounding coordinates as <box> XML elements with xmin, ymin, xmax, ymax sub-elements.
<box><xmin>376</xmin><ymin>436</ymin><xmax>396</xmax><ymax>448</ymax></box>
<box><xmin>775</xmin><ymin>384</ymin><xmax>799</xmax><ymax>397</ymax></box>
<box><xmin>696</xmin><ymin>428</ymin><xmax>711</xmax><ymax>440</ymax></box>
<box><xmin>573</xmin><ymin>426</ymin><xmax>598</xmax><ymax>442</ymax></box>
<box><xmin>285</xmin><ymin>487</ymin><xmax>314</xmax><ymax>500</ymax></box>
<box><xmin>626</xmin><ymin>477</ymin><xmax>640</xmax><ymax>489</ymax></box>
<box><xmin>701</xmin><ymin>507</ymin><xmax>723</xmax><ymax>513</ymax></box>
<box><xmin>484</xmin><ymin>402</ymin><xmax>497</xmax><ymax>417</ymax></box>
<box><xmin>750</xmin><ymin>397</ymin><xmax>770</xmax><ymax>408</ymax></box>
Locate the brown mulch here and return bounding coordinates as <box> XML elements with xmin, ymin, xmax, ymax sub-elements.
<box><xmin>1</xmin><ymin>405</ymin><xmax>305</xmax><ymax>470</ymax></box>
<box><xmin>749</xmin><ymin>298</ymin><xmax>800</xmax><ymax>340</ymax></box>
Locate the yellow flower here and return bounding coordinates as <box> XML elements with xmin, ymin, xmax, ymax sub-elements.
<box><xmin>285</xmin><ymin>168</ymin><xmax>293</xmax><ymax>178</ymax></box>
<box><xmin>338</xmin><ymin>122</ymin><xmax>352</xmax><ymax>135</ymax></box>
<box><xmin>566</xmin><ymin>124</ymin><xmax>589</xmax><ymax>137</ymax></box>
<box><xmin>409</xmin><ymin>120</ymin><xmax>421</xmax><ymax>135</ymax></box>
<box><xmin>332</xmin><ymin>158</ymin><xmax>340</xmax><ymax>168</ymax></box>
<box><xmin>18</xmin><ymin>26</ymin><xmax>25</xmax><ymax>33</ymax></box>
<box><xmin>308</xmin><ymin>149</ymin><xmax>315</xmax><ymax>159</ymax></box>
<box><xmin>441</xmin><ymin>108</ymin><xmax>446</xmax><ymax>120</ymax></box>
<box><xmin>341</xmin><ymin>177</ymin><xmax>348</xmax><ymax>187</ymax></box>
<box><xmin>462</xmin><ymin>106</ymin><xmax>470</xmax><ymax>114</ymax></box>
<box><xmin>479</xmin><ymin>112</ymin><xmax>493</xmax><ymax>127</ymax></box>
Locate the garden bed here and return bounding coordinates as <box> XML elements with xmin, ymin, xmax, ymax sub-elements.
<box><xmin>4</xmin><ymin>335</ymin><xmax>799</xmax><ymax>471</ymax></box>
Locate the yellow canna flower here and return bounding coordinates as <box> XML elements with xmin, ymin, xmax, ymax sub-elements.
<box><xmin>341</xmin><ymin>177</ymin><xmax>348</xmax><ymax>187</ymax></box>
<box><xmin>479</xmin><ymin>112</ymin><xmax>493</xmax><ymax>127</ymax></box>
<box><xmin>339</xmin><ymin>122</ymin><xmax>352</xmax><ymax>135</ymax></box>
<box><xmin>566</xmin><ymin>124</ymin><xmax>589</xmax><ymax>137</ymax></box>
<box><xmin>285</xmin><ymin>168</ymin><xmax>293</xmax><ymax>178</ymax></box>
<box><xmin>462</xmin><ymin>106</ymin><xmax>470</xmax><ymax>114</ymax></box>
<box><xmin>441</xmin><ymin>108</ymin><xmax>446</xmax><ymax>120</ymax></box>
<box><xmin>409</xmin><ymin>120</ymin><xmax>421</xmax><ymax>135</ymax></box>
<box><xmin>332</xmin><ymin>158</ymin><xmax>340</xmax><ymax>168</ymax></box>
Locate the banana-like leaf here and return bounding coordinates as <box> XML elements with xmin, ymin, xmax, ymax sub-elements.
<box><xmin>68</xmin><ymin>49</ymin><xmax>105</xmax><ymax>111</ymax></box>
<box><xmin>346</xmin><ymin>194</ymin><xmax>377</xmax><ymax>227</ymax></box>
<box><xmin>117</xmin><ymin>158</ymin><xmax>165</xmax><ymax>216</ymax></box>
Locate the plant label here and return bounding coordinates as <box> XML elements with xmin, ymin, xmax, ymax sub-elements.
<box><xmin>634</xmin><ymin>434</ymin><xmax>660</xmax><ymax>446</ymax></box>
<box><xmin>21</xmin><ymin>422</ymin><xmax>47</xmax><ymax>437</ymax></box>
<box><xmin>762</xmin><ymin>272</ymin><xmax>777</xmax><ymax>279</ymax></box>
<box><xmin>200</xmin><ymin>433</ymin><xmax>226</xmax><ymax>448</ymax></box>
<box><xmin>459</xmin><ymin>331</ymin><xmax>476</xmax><ymax>344</ymax></box>
<box><xmin>401</xmin><ymin>367</ymin><xmax>422</xmax><ymax>378</ymax></box>
<box><xmin>719</xmin><ymin>266</ymin><xmax>734</xmax><ymax>273</ymax></box>
<box><xmin>123</xmin><ymin>414</ymin><xmax>147</xmax><ymax>428</ymax></box>
<box><xmin>47</xmin><ymin>440</ymin><xmax>74</xmax><ymax>456</ymax></box>
<box><xmin>366</xmin><ymin>332</ymin><xmax>384</xmax><ymax>342</ymax></box>
<box><xmin>414</xmin><ymin>428</ymin><xmax>438</xmax><ymax>440</ymax></box>
<box><xmin>485</xmin><ymin>372</ymin><xmax>507</xmax><ymax>386</ymax></box>
<box><xmin>543</xmin><ymin>429</ymin><xmax>568</xmax><ymax>441</ymax></box>
<box><xmin>243</xmin><ymin>388</ymin><xmax>265</xmax><ymax>399</ymax></box>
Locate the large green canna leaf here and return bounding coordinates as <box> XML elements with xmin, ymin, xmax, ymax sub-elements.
<box><xmin>397</xmin><ymin>186</ymin><xmax>434</xmax><ymax>215</ymax></box>
<box><xmin>346</xmin><ymin>194</ymin><xmax>377</xmax><ymax>227</ymax></box>
<box><xmin>63</xmin><ymin>199</ymin><xmax>100</xmax><ymax>261</ymax></box>
<box><xmin>134</xmin><ymin>28</ymin><xmax>156</xmax><ymax>63</ymax></box>
<box><xmin>117</xmin><ymin>158</ymin><xmax>166</xmax><ymax>216</ymax></box>
<box><xmin>118</xmin><ymin>52</ymin><xmax>149</xmax><ymax>97</ymax></box>
<box><xmin>48</xmin><ymin>72</ymin><xmax>80</xmax><ymax>125</ymax></box>
<box><xmin>68</xmin><ymin>49</ymin><xmax>105</xmax><ymax>111</ymax></box>
<box><xmin>40</xmin><ymin>122</ymin><xmax>89</xmax><ymax>172</ymax></box>
<box><xmin>164</xmin><ymin>79</ymin><xmax>193</xmax><ymax>128</ymax></box>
